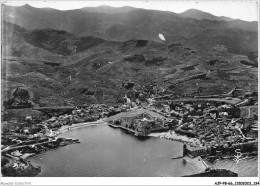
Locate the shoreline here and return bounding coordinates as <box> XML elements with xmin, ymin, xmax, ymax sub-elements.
<box><xmin>1</xmin><ymin>121</ymin><xmax>107</xmax><ymax>177</ymax></box>
<box><xmin>5</xmin><ymin>118</ymin><xmax>255</xmax><ymax>177</ymax></box>
<box><xmin>58</xmin><ymin>121</ymin><xmax>107</xmax><ymax>134</ymax></box>
<box><xmin>205</xmin><ymin>155</ymin><xmax>258</xmax><ymax>177</ymax></box>
<box><xmin>148</xmin><ymin>130</ymin><xmax>202</xmax><ymax>147</ymax></box>
<box><xmin>108</xmin><ymin>124</ymin><xmax>138</xmax><ymax>135</ymax></box>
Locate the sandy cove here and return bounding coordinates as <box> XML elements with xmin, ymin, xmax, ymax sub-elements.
<box><xmin>58</xmin><ymin>121</ymin><xmax>107</xmax><ymax>134</ymax></box>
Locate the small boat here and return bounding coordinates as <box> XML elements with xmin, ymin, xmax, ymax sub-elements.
<box><xmin>60</xmin><ymin>142</ymin><xmax>68</xmax><ymax>146</ymax></box>
<box><xmin>72</xmin><ymin>139</ymin><xmax>81</xmax><ymax>143</ymax></box>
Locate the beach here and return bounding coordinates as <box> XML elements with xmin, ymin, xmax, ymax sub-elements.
<box><xmin>148</xmin><ymin>130</ymin><xmax>202</xmax><ymax>147</ymax></box>
<box><xmin>58</xmin><ymin>120</ymin><xmax>107</xmax><ymax>134</ymax></box>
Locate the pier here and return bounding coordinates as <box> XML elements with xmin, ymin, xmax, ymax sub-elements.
<box><xmin>171</xmin><ymin>156</ymin><xmax>183</xmax><ymax>160</ymax></box>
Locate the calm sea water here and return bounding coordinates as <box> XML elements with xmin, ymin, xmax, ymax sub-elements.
<box><xmin>212</xmin><ymin>157</ymin><xmax>258</xmax><ymax>177</ymax></box>
<box><xmin>29</xmin><ymin>125</ymin><xmax>199</xmax><ymax>177</ymax></box>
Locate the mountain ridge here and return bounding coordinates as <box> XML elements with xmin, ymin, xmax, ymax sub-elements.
<box><xmin>179</xmin><ymin>9</ymin><xmax>235</xmax><ymax>21</ymax></box>
<box><xmin>1</xmin><ymin>6</ymin><xmax>258</xmax><ymax>107</ymax></box>
<box><xmin>3</xmin><ymin>4</ymin><xmax>256</xmax><ymax>22</ymax></box>
<box><xmin>2</xmin><ymin>5</ymin><xmax>258</xmax><ymax>62</ymax></box>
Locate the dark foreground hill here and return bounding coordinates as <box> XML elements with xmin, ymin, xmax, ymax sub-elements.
<box><xmin>2</xmin><ymin>22</ymin><xmax>258</xmax><ymax>108</ymax></box>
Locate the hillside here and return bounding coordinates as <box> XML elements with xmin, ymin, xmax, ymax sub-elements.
<box><xmin>1</xmin><ymin>22</ymin><xmax>258</xmax><ymax>108</ymax></box>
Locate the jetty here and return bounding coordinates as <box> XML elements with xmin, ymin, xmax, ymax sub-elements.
<box><xmin>171</xmin><ymin>156</ymin><xmax>183</xmax><ymax>160</ymax></box>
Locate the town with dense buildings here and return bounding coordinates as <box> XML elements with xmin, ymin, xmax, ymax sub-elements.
<box><xmin>1</xmin><ymin>83</ymin><xmax>258</xmax><ymax>177</ymax></box>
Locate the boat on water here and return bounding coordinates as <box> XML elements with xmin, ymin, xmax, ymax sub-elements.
<box><xmin>72</xmin><ymin>139</ymin><xmax>81</xmax><ymax>143</ymax></box>
<box><xmin>60</xmin><ymin>142</ymin><xmax>68</xmax><ymax>146</ymax></box>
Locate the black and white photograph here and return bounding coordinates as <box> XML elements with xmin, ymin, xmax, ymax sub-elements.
<box><xmin>0</xmin><ymin>0</ymin><xmax>259</xmax><ymax>185</ymax></box>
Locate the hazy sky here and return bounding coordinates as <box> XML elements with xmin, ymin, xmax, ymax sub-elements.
<box><xmin>4</xmin><ymin>1</ymin><xmax>259</xmax><ymax>22</ymax></box>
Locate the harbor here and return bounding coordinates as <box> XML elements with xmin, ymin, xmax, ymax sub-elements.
<box><xmin>28</xmin><ymin>124</ymin><xmax>201</xmax><ymax>177</ymax></box>
<box><xmin>2</xmin><ymin>99</ymin><xmax>258</xmax><ymax>177</ymax></box>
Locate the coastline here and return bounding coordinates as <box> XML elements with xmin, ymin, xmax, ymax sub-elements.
<box><xmin>1</xmin><ymin>121</ymin><xmax>107</xmax><ymax>177</ymax></box>
<box><xmin>108</xmin><ymin>124</ymin><xmax>138</xmax><ymax>135</ymax></box>
<box><xmin>58</xmin><ymin>121</ymin><xmax>107</xmax><ymax>134</ymax></box>
<box><xmin>148</xmin><ymin>130</ymin><xmax>202</xmax><ymax>147</ymax></box>
<box><xmin>206</xmin><ymin>155</ymin><xmax>258</xmax><ymax>177</ymax></box>
<box><xmin>26</xmin><ymin>124</ymin><xmax>205</xmax><ymax>177</ymax></box>
<box><xmin>5</xmin><ymin>119</ymin><xmax>255</xmax><ymax>177</ymax></box>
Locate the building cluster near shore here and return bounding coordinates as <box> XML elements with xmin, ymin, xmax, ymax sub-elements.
<box><xmin>1</xmin><ymin>85</ymin><xmax>258</xmax><ymax>177</ymax></box>
<box><xmin>1</xmin><ymin>104</ymin><xmax>117</xmax><ymax>176</ymax></box>
<box><xmin>109</xmin><ymin>89</ymin><xmax>258</xmax><ymax>148</ymax></box>
<box><xmin>107</xmin><ymin>87</ymin><xmax>258</xmax><ymax>174</ymax></box>
<box><xmin>108</xmin><ymin>112</ymin><xmax>169</xmax><ymax>136</ymax></box>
